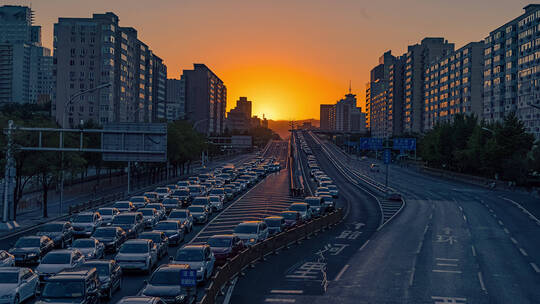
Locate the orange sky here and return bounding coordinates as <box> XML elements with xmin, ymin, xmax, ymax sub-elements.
<box><xmin>13</xmin><ymin>0</ymin><xmax>531</xmax><ymax>120</ymax></box>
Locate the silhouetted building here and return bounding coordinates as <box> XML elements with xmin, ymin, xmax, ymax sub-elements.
<box><xmin>182</xmin><ymin>64</ymin><xmax>226</xmax><ymax>135</ymax></box>
<box><xmin>166</xmin><ymin>77</ymin><xmax>185</xmax><ymax>121</ymax></box>
<box><xmin>226</xmin><ymin>97</ymin><xmax>252</xmax><ymax>132</ymax></box>
<box><xmin>320</xmin><ymin>104</ymin><xmax>334</xmax><ymax>130</ymax></box>
<box><xmin>320</xmin><ymin>88</ymin><xmax>366</xmax><ymax>133</ymax></box>
<box><xmin>152</xmin><ymin>54</ymin><xmax>167</xmax><ymax>121</ymax></box>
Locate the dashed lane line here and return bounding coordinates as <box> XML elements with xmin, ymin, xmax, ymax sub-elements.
<box><xmin>510</xmin><ymin>237</ymin><xmax>518</xmax><ymax>245</ymax></box>
<box><xmin>519</xmin><ymin>248</ymin><xmax>528</xmax><ymax>257</ymax></box>
<box><xmin>531</xmin><ymin>263</ymin><xmax>540</xmax><ymax>273</ymax></box>
<box><xmin>478</xmin><ymin>271</ymin><xmax>487</xmax><ymax>293</ymax></box>
<box><xmin>270</xmin><ymin>290</ymin><xmax>304</xmax><ymax>294</ymax></box>
<box><xmin>334</xmin><ymin>264</ymin><xmax>350</xmax><ymax>281</ymax></box>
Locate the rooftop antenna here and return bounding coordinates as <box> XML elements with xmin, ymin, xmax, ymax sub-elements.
<box><xmin>349</xmin><ymin>80</ymin><xmax>352</xmax><ymax>94</ymax></box>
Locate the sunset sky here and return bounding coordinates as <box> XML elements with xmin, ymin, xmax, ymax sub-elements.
<box><xmin>10</xmin><ymin>0</ymin><xmax>532</xmax><ymax>120</ymax></box>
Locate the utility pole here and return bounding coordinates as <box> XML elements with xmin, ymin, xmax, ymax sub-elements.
<box><xmin>384</xmin><ymin>138</ymin><xmax>391</xmax><ymax>188</ymax></box>
<box><xmin>3</xmin><ymin>120</ymin><xmax>14</xmax><ymax>223</ymax></box>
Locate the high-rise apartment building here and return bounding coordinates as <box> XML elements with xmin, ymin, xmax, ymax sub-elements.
<box><xmin>403</xmin><ymin>38</ymin><xmax>454</xmax><ymax>134</ymax></box>
<box><xmin>53</xmin><ymin>12</ymin><xmax>166</xmax><ymax>127</ymax></box>
<box><xmin>182</xmin><ymin>64</ymin><xmax>227</xmax><ymax>135</ymax></box>
<box><xmin>165</xmin><ymin>77</ymin><xmax>185</xmax><ymax>121</ymax></box>
<box><xmin>484</xmin><ymin>4</ymin><xmax>540</xmax><ymax>138</ymax></box>
<box><xmin>424</xmin><ymin>42</ymin><xmax>484</xmax><ymax>130</ymax></box>
<box><xmin>152</xmin><ymin>54</ymin><xmax>167</xmax><ymax>121</ymax></box>
<box><xmin>320</xmin><ymin>104</ymin><xmax>334</xmax><ymax>130</ymax></box>
<box><xmin>319</xmin><ymin>90</ymin><xmax>366</xmax><ymax>133</ymax></box>
<box><xmin>365</xmin><ymin>83</ymin><xmax>371</xmax><ymax>130</ymax></box>
<box><xmin>226</xmin><ymin>97</ymin><xmax>252</xmax><ymax>132</ymax></box>
<box><xmin>0</xmin><ymin>5</ymin><xmax>52</xmax><ymax>104</ymax></box>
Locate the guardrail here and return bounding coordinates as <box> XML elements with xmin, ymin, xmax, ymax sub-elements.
<box><xmin>289</xmin><ymin>132</ymin><xmax>305</xmax><ymax>197</ymax></box>
<box><xmin>198</xmin><ymin>208</ymin><xmax>344</xmax><ymax>304</ymax></box>
<box><xmin>68</xmin><ymin>192</ymin><xmax>125</xmax><ymax>215</ymax></box>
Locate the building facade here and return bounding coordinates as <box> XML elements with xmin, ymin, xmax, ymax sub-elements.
<box><xmin>152</xmin><ymin>54</ymin><xmax>167</xmax><ymax>121</ymax></box>
<box><xmin>182</xmin><ymin>63</ymin><xmax>227</xmax><ymax>135</ymax></box>
<box><xmin>165</xmin><ymin>77</ymin><xmax>185</xmax><ymax>121</ymax></box>
<box><xmin>319</xmin><ymin>90</ymin><xmax>366</xmax><ymax>133</ymax></box>
<box><xmin>320</xmin><ymin>104</ymin><xmax>334</xmax><ymax>130</ymax></box>
<box><xmin>424</xmin><ymin>42</ymin><xmax>484</xmax><ymax>130</ymax></box>
<box><xmin>226</xmin><ymin>96</ymin><xmax>252</xmax><ymax>132</ymax></box>
<box><xmin>0</xmin><ymin>5</ymin><xmax>52</xmax><ymax>104</ymax></box>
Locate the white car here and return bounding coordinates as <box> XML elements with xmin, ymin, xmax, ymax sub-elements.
<box><xmin>233</xmin><ymin>221</ymin><xmax>269</xmax><ymax>246</ymax></box>
<box><xmin>115</xmin><ymin>239</ymin><xmax>158</xmax><ymax>274</ymax></box>
<box><xmin>171</xmin><ymin>245</ymin><xmax>215</xmax><ymax>282</ymax></box>
<box><xmin>326</xmin><ymin>184</ymin><xmax>339</xmax><ymax>197</ymax></box>
<box><xmin>209</xmin><ymin>195</ymin><xmax>224</xmax><ymax>211</ymax></box>
<box><xmin>98</xmin><ymin>208</ymin><xmax>120</xmax><ymax>226</ymax></box>
<box><xmin>139</xmin><ymin>208</ymin><xmax>160</xmax><ymax>228</ymax></box>
<box><xmin>0</xmin><ymin>267</ymin><xmax>39</xmax><ymax>304</ymax></box>
<box><xmin>288</xmin><ymin>203</ymin><xmax>313</xmax><ymax>221</ymax></box>
<box><xmin>0</xmin><ymin>250</ymin><xmax>14</xmax><ymax>267</ymax></box>
<box><xmin>36</xmin><ymin>249</ymin><xmax>85</xmax><ymax>282</ymax></box>
<box><xmin>71</xmin><ymin>238</ymin><xmax>105</xmax><ymax>260</ymax></box>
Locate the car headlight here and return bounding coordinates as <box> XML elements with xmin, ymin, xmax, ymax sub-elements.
<box><xmin>175</xmin><ymin>295</ymin><xmax>185</xmax><ymax>302</ymax></box>
<box><xmin>28</xmin><ymin>253</ymin><xmax>37</xmax><ymax>257</ymax></box>
<box><xmin>198</xmin><ymin>266</ymin><xmax>204</xmax><ymax>272</ymax></box>
<box><xmin>249</xmin><ymin>238</ymin><xmax>256</xmax><ymax>243</ymax></box>
<box><xmin>86</xmin><ymin>253</ymin><xmax>93</xmax><ymax>258</ymax></box>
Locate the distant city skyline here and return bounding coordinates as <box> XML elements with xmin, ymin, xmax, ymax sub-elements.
<box><xmin>6</xmin><ymin>0</ymin><xmax>534</xmax><ymax>120</ymax></box>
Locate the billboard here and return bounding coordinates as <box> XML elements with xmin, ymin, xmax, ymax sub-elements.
<box><xmin>102</xmin><ymin>123</ymin><xmax>167</xmax><ymax>162</ymax></box>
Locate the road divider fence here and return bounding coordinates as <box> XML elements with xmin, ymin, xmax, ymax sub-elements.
<box><xmin>68</xmin><ymin>192</ymin><xmax>125</xmax><ymax>215</ymax></box>
<box><xmin>198</xmin><ymin>207</ymin><xmax>344</xmax><ymax>304</ymax></box>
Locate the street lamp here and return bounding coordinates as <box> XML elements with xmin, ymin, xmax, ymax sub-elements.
<box><xmin>59</xmin><ymin>82</ymin><xmax>112</xmax><ymax>214</ymax></box>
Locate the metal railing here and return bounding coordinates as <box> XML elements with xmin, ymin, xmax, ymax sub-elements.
<box><xmin>68</xmin><ymin>192</ymin><xmax>125</xmax><ymax>215</ymax></box>
<box><xmin>198</xmin><ymin>208</ymin><xmax>344</xmax><ymax>304</ymax></box>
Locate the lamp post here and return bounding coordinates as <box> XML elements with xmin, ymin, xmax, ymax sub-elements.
<box><xmin>59</xmin><ymin>82</ymin><xmax>111</xmax><ymax>214</ymax></box>
<box><xmin>192</xmin><ymin>119</ymin><xmax>209</xmax><ymax>167</ymax></box>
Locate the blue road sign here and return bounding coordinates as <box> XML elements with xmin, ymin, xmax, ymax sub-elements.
<box><xmin>360</xmin><ymin>138</ymin><xmax>383</xmax><ymax>150</ymax></box>
<box><xmin>384</xmin><ymin>149</ymin><xmax>391</xmax><ymax>164</ymax></box>
<box><xmin>393</xmin><ymin>138</ymin><xmax>416</xmax><ymax>151</ymax></box>
<box><xmin>180</xmin><ymin>269</ymin><xmax>197</xmax><ymax>287</ymax></box>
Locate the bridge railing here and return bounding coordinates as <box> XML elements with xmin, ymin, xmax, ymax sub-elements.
<box><xmin>198</xmin><ymin>208</ymin><xmax>344</xmax><ymax>304</ymax></box>
<box><xmin>289</xmin><ymin>131</ymin><xmax>305</xmax><ymax>197</ymax></box>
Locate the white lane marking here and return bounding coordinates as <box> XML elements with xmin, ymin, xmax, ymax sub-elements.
<box><xmin>433</xmin><ymin>269</ymin><xmax>462</xmax><ymax>274</ymax></box>
<box><xmin>519</xmin><ymin>248</ymin><xmax>528</xmax><ymax>256</ymax></box>
<box><xmin>423</xmin><ymin>224</ymin><xmax>429</xmax><ymax>235</ymax></box>
<box><xmin>409</xmin><ymin>267</ymin><xmax>416</xmax><ymax>286</ymax></box>
<box><xmin>463</xmin><ymin>215</ymin><xmax>467</xmax><ymax>221</ymax></box>
<box><xmin>458</xmin><ymin>206</ymin><xmax>463</xmax><ymax>212</ymax></box>
<box><xmin>503</xmin><ymin>228</ymin><xmax>510</xmax><ymax>234</ymax></box>
<box><xmin>436</xmin><ymin>258</ymin><xmax>459</xmax><ymax>262</ymax></box>
<box><xmin>265</xmin><ymin>299</ymin><xmax>296</xmax><ymax>303</ymax></box>
<box><xmin>531</xmin><ymin>263</ymin><xmax>540</xmax><ymax>273</ymax></box>
<box><xmin>429</xmin><ymin>213</ymin><xmax>433</xmax><ymax>220</ymax></box>
<box><xmin>270</xmin><ymin>290</ymin><xmax>304</xmax><ymax>294</ymax></box>
<box><xmin>498</xmin><ymin>220</ymin><xmax>504</xmax><ymax>226</ymax></box>
<box><xmin>437</xmin><ymin>263</ymin><xmax>458</xmax><ymax>267</ymax></box>
<box><xmin>223</xmin><ymin>277</ymin><xmax>238</xmax><ymax>304</ymax></box>
<box><xmin>489</xmin><ymin>209</ymin><xmax>494</xmax><ymax>213</ymax></box>
<box><xmin>471</xmin><ymin>245</ymin><xmax>477</xmax><ymax>257</ymax></box>
<box><xmin>500</xmin><ymin>197</ymin><xmax>540</xmax><ymax>225</ymax></box>
<box><xmin>416</xmin><ymin>241</ymin><xmax>423</xmax><ymax>254</ymax></box>
<box><xmin>478</xmin><ymin>271</ymin><xmax>487</xmax><ymax>292</ymax></box>
<box><xmin>359</xmin><ymin>239</ymin><xmax>370</xmax><ymax>251</ymax></box>
<box><xmin>510</xmin><ymin>237</ymin><xmax>518</xmax><ymax>244</ymax></box>
<box><xmin>334</xmin><ymin>264</ymin><xmax>350</xmax><ymax>281</ymax></box>
<box><xmin>285</xmin><ymin>275</ymin><xmax>317</xmax><ymax>279</ymax></box>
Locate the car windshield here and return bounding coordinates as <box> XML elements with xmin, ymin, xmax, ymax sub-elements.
<box><xmin>40</xmin><ymin>223</ymin><xmax>63</xmax><ymax>232</ymax></box>
<box><xmin>141</xmin><ymin>210</ymin><xmax>155</xmax><ymax>216</ymax></box>
<box><xmin>169</xmin><ymin>211</ymin><xmax>187</xmax><ymax>219</ymax></box>
<box><xmin>98</xmin><ymin>209</ymin><xmax>114</xmax><ymax>216</ymax></box>
<box><xmin>188</xmin><ymin>206</ymin><xmax>205</xmax><ymax>213</ymax></box>
<box><xmin>234</xmin><ymin>224</ymin><xmax>258</xmax><ymax>234</ymax></box>
<box><xmin>42</xmin><ymin>253</ymin><xmax>70</xmax><ymax>264</ymax></box>
<box><xmin>84</xmin><ymin>263</ymin><xmax>109</xmax><ymax>276</ymax></box>
<box><xmin>306</xmin><ymin>199</ymin><xmax>321</xmax><ymax>206</ymax></box>
<box><xmin>114</xmin><ymin>202</ymin><xmax>130</xmax><ymax>209</ymax></box>
<box><xmin>208</xmin><ymin>238</ymin><xmax>231</xmax><ymax>248</ymax></box>
<box><xmin>327</xmin><ymin>185</ymin><xmax>337</xmax><ymax>190</ymax></box>
<box><xmin>73</xmin><ymin>215</ymin><xmax>93</xmax><ymax>223</ymax></box>
<box><xmin>42</xmin><ymin>281</ymin><xmax>85</xmax><ymax>298</ymax></box>
<box><xmin>93</xmin><ymin>228</ymin><xmax>116</xmax><ymax>237</ymax></box>
<box><xmin>147</xmin><ymin>204</ymin><xmax>162</xmax><ymax>210</ymax></box>
<box><xmin>155</xmin><ymin>222</ymin><xmax>177</xmax><ymax>230</ymax></box>
<box><xmin>120</xmin><ymin>243</ymin><xmax>148</xmax><ymax>253</ymax></box>
<box><xmin>290</xmin><ymin>205</ymin><xmax>307</xmax><ymax>212</ymax></box>
<box><xmin>265</xmin><ymin>219</ymin><xmax>283</xmax><ymax>226</ymax></box>
<box><xmin>150</xmin><ymin>270</ymin><xmax>182</xmax><ymax>285</ymax></box>
<box><xmin>155</xmin><ymin>188</ymin><xmax>168</xmax><ymax>194</ymax></box>
<box><xmin>140</xmin><ymin>234</ymin><xmax>161</xmax><ymax>243</ymax></box>
<box><xmin>175</xmin><ymin>249</ymin><xmax>203</xmax><ymax>261</ymax></box>
<box><xmin>193</xmin><ymin>198</ymin><xmax>207</xmax><ymax>204</ymax></box>
<box><xmin>131</xmin><ymin>197</ymin><xmax>145</xmax><ymax>202</ymax></box>
<box><xmin>188</xmin><ymin>186</ymin><xmax>201</xmax><ymax>192</ymax></box>
<box><xmin>173</xmin><ymin>190</ymin><xmax>189</xmax><ymax>196</ymax></box>
<box><xmin>0</xmin><ymin>273</ymin><xmax>18</xmax><ymax>283</ymax></box>
<box><xmin>210</xmin><ymin>189</ymin><xmax>224</xmax><ymax>195</ymax></box>
<box><xmin>209</xmin><ymin>197</ymin><xmax>220</xmax><ymax>202</ymax></box>
<box><xmin>162</xmin><ymin>199</ymin><xmax>178</xmax><ymax>206</ymax></box>
<box><xmin>281</xmin><ymin>213</ymin><xmax>297</xmax><ymax>220</ymax></box>
<box><xmin>113</xmin><ymin>216</ymin><xmax>134</xmax><ymax>225</ymax></box>
<box><xmin>73</xmin><ymin>239</ymin><xmax>95</xmax><ymax>248</ymax></box>
<box><xmin>15</xmin><ymin>238</ymin><xmax>40</xmax><ymax>248</ymax></box>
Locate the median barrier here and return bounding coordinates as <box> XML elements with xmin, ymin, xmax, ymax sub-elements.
<box><xmin>198</xmin><ymin>208</ymin><xmax>344</xmax><ymax>304</ymax></box>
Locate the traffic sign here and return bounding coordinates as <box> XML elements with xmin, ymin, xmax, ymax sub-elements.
<box><xmin>383</xmin><ymin>149</ymin><xmax>391</xmax><ymax>164</ymax></box>
<box><xmin>359</xmin><ymin>138</ymin><xmax>383</xmax><ymax>150</ymax></box>
<box><xmin>392</xmin><ymin>138</ymin><xmax>416</xmax><ymax>151</ymax></box>
<box><xmin>102</xmin><ymin>123</ymin><xmax>167</xmax><ymax>162</ymax></box>
<box><xmin>180</xmin><ymin>269</ymin><xmax>197</xmax><ymax>287</ymax></box>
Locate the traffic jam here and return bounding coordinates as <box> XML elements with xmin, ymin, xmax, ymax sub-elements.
<box><xmin>0</xmin><ymin>156</ymin><xmax>285</xmax><ymax>304</ymax></box>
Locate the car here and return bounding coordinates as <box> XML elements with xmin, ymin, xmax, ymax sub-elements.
<box><xmin>191</xmin><ymin>197</ymin><xmax>212</xmax><ymax>214</ymax></box>
<box><xmin>144</xmin><ymin>192</ymin><xmax>160</xmax><ymax>203</ymax></box>
<box><xmin>386</xmin><ymin>192</ymin><xmax>403</xmax><ymax>201</ymax></box>
<box><xmin>187</xmin><ymin>177</ymin><xmax>200</xmax><ymax>184</ymax></box>
<box><xmin>170</xmin><ymin>189</ymin><xmax>191</xmax><ymax>207</ymax></box>
<box><xmin>98</xmin><ymin>208</ymin><xmax>120</xmax><ymax>226</ymax></box>
<box><xmin>115</xmin><ymin>239</ymin><xmax>158</xmax><ymax>274</ymax></box>
<box><xmin>209</xmin><ymin>188</ymin><xmax>226</xmax><ymax>202</ymax></box>
<box><xmin>0</xmin><ymin>250</ymin><xmax>14</xmax><ymax>267</ymax></box>
<box><xmin>176</xmin><ymin>181</ymin><xmax>190</xmax><ymax>188</ymax></box>
<box><xmin>207</xmin><ymin>235</ymin><xmax>245</xmax><ymax>266</ymax></box>
<box><xmin>111</xmin><ymin>212</ymin><xmax>144</xmax><ymax>239</ymax></box>
<box><xmin>117</xmin><ymin>296</ymin><xmax>167</xmax><ymax>304</ymax></box>
<box><xmin>146</xmin><ymin>203</ymin><xmax>167</xmax><ymax>220</ymax></box>
<box><xmin>140</xmin><ymin>264</ymin><xmax>196</xmax><ymax>303</ymax></box>
<box><xmin>187</xmin><ymin>185</ymin><xmax>204</xmax><ymax>198</ymax></box>
<box><xmin>168</xmin><ymin>209</ymin><xmax>193</xmax><ymax>233</ymax></box>
<box><xmin>9</xmin><ymin>236</ymin><xmax>54</xmax><ymax>266</ymax></box>
<box><xmin>155</xmin><ymin>187</ymin><xmax>171</xmax><ymax>201</ymax></box>
<box><xmin>140</xmin><ymin>208</ymin><xmax>160</xmax><ymax>229</ymax></box>
<box><xmin>92</xmin><ymin>227</ymin><xmax>127</xmax><ymax>253</ymax></box>
<box><xmin>80</xmin><ymin>260</ymin><xmax>122</xmax><ymax>299</ymax></box>
<box><xmin>304</xmin><ymin>196</ymin><xmax>325</xmax><ymax>217</ymax></box>
<box><xmin>263</xmin><ymin>216</ymin><xmax>286</xmax><ymax>235</ymax></box>
<box><xmin>36</xmin><ymin>249</ymin><xmax>85</xmax><ymax>283</ymax></box>
<box><xmin>0</xmin><ymin>267</ymin><xmax>39</xmax><ymax>304</ymax></box>
<box><xmin>208</xmin><ymin>195</ymin><xmax>223</xmax><ymax>211</ymax></box>
<box><xmin>224</xmin><ymin>187</ymin><xmax>235</xmax><ymax>200</ymax></box>
<box><xmin>139</xmin><ymin>232</ymin><xmax>169</xmax><ymax>259</ymax></box>
<box><xmin>113</xmin><ymin>201</ymin><xmax>136</xmax><ymax>213</ymax></box>
<box><xmin>326</xmin><ymin>184</ymin><xmax>339</xmax><ymax>197</ymax></box>
<box><xmin>71</xmin><ymin>238</ymin><xmax>105</xmax><ymax>260</ymax></box>
<box><xmin>37</xmin><ymin>221</ymin><xmax>74</xmax><ymax>248</ymax></box>
<box><xmin>233</xmin><ymin>221</ymin><xmax>269</xmax><ymax>246</ymax></box>
<box><xmin>161</xmin><ymin>198</ymin><xmax>182</xmax><ymax>213</ymax></box>
<box><xmin>187</xmin><ymin>206</ymin><xmax>209</xmax><ymax>224</ymax></box>
<box><xmin>130</xmin><ymin>196</ymin><xmax>150</xmax><ymax>209</ymax></box>
<box><xmin>166</xmin><ymin>184</ymin><xmax>179</xmax><ymax>191</ymax></box>
<box><xmin>39</xmin><ymin>267</ymin><xmax>100</xmax><ymax>304</ymax></box>
<box><xmin>288</xmin><ymin>203</ymin><xmax>313</xmax><ymax>221</ymax></box>
<box><xmin>319</xmin><ymin>194</ymin><xmax>335</xmax><ymax>211</ymax></box>
<box><xmin>315</xmin><ymin>187</ymin><xmax>330</xmax><ymax>197</ymax></box>
<box><xmin>153</xmin><ymin>220</ymin><xmax>184</xmax><ymax>246</ymax></box>
<box><xmin>198</xmin><ymin>173</ymin><xmax>213</xmax><ymax>182</ymax></box>
<box><xmin>71</xmin><ymin>212</ymin><xmax>103</xmax><ymax>238</ymax></box>
<box><xmin>171</xmin><ymin>245</ymin><xmax>215</xmax><ymax>283</ymax></box>
<box><xmin>370</xmin><ymin>163</ymin><xmax>380</xmax><ymax>172</ymax></box>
